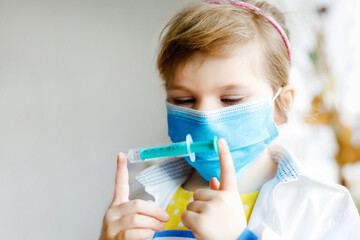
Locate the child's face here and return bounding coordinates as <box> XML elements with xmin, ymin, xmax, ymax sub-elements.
<box><xmin>167</xmin><ymin>46</ymin><xmax>274</xmax><ymax>111</ymax></box>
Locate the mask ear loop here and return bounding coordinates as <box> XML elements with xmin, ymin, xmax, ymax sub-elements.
<box><xmin>270</xmin><ymin>87</ymin><xmax>288</xmax><ymax>130</ymax></box>
<box><xmin>270</xmin><ymin>87</ymin><xmax>283</xmax><ymax>105</ymax></box>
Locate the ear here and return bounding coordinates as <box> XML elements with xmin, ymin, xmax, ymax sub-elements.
<box><xmin>274</xmin><ymin>84</ymin><xmax>295</xmax><ymax>125</ymax></box>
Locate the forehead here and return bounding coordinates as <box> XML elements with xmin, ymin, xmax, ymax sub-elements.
<box><xmin>169</xmin><ymin>44</ymin><xmax>270</xmax><ymax>92</ymax></box>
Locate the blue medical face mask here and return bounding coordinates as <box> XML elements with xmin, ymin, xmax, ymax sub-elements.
<box><xmin>166</xmin><ymin>89</ymin><xmax>282</xmax><ymax>182</ymax></box>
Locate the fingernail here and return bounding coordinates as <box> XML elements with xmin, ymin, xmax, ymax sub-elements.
<box><xmin>164</xmin><ymin>212</ymin><xmax>170</xmax><ymax>221</ymax></box>
<box><xmin>119</xmin><ymin>152</ymin><xmax>127</xmax><ymax>162</ymax></box>
<box><xmin>155</xmin><ymin>223</ymin><xmax>164</xmax><ymax>233</ymax></box>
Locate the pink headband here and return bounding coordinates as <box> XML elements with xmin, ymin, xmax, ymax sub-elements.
<box><xmin>206</xmin><ymin>0</ymin><xmax>292</xmax><ymax>64</ymax></box>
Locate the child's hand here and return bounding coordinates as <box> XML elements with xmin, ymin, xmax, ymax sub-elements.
<box><xmin>99</xmin><ymin>153</ymin><xmax>169</xmax><ymax>240</ymax></box>
<box><xmin>182</xmin><ymin>138</ymin><xmax>247</xmax><ymax>240</ymax></box>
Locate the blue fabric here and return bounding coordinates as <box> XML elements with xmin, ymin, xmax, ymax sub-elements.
<box><xmin>153</xmin><ymin>228</ymin><xmax>257</xmax><ymax>239</ymax></box>
<box><xmin>153</xmin><ymin>230</ymin><xmax>196</xmax><ymax>238</ymax></box>
<box><xmin>237</xmin><ymin>227</ymin><xmax>258</xmax><ymax>240</ymax></box>
<box><xmin>166</xmin><ymin>96</ymin><xmax>279</xmax><ymax>182</ymax></box>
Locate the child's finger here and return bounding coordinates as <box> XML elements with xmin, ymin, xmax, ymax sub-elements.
<box><xmin>115</xmin><ymin>229</ymin><xmax>155</xmax><ymax>240</ymax></box>
<box><xmin>186</xmin><ymin>200</ymin><xmax>208</xmax><ymax>213</ymax></box>
<box><xmin>112</xmin><ymin>152</ymin><xmax>129</xmax><ymax>205</ymax></box>
<box><xmin>115</xmin><ymin>214</ymin><xmax>165</xmax><ymax>232</ymax></box>
<box><xmin>218</xmin><ymin>138</ymin><xmax>237</xmax><ymax>192</ymax></box>
<box><xmin>209</xmin><ymin>177</ymin><xmax>220</xmax><ymax>190</ymax></box>
<box><xmin>181</xmin><ymin>210</ymin><xmax>199</xmax><ymax>231</ymax></box>
<box><xmin>193</xmin><ymin>188</ymin><xmax>219</xmax><ymax>201</ymax></box>
<box><xmin>111</xmin><ymin>199</ymin><xmax>169</xmax><ymax>222</ymax></box>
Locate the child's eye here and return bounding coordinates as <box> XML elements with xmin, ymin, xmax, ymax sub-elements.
<box><xmin>173</xmin><ymin>98</ymin><xmax>196</xmax><ymax>105</ymax></box>
<box><xmin>221</xmin><ymin>97</ymin><xmax>246</xmax><ymax>105</ymax></box>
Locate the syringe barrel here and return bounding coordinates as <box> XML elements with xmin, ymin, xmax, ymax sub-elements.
<box><xmin>126</xmin><ymin>135</ymin><xmax>218</xmax><ymax>163</ymax></box>
<box><xmin>140</xmin><ymin>142</ymin><xmax>188</xmax><ymax>160</ymax></box>
<box><xmin>190</xmin><ymin>141</ymin><xmax>215</xmax><ymax>153</ymax></box>
<box><xmin>127</xmin><ymin>148</ymin><xmax>142</xmax><ymax>163</ymax></box>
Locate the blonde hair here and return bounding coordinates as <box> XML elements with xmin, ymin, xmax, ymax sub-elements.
<box><xmin>156</xmin><ymin>0</ymin><xmax>291</xmax><ymax>121</ymax></box>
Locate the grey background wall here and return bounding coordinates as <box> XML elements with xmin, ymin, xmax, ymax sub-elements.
<box><xmin>0</xmin><ymin>0</ymin><xmax>196</xmax><ymax>239</ymax></box>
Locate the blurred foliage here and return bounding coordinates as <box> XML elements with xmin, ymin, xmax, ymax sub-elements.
<box><xmin>304</xmin><ymin>6</ymin><xmax>360</xmax><ymax>188</ymax></box>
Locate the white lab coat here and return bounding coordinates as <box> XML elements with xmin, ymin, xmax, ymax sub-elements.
<box><xmin>129</xmin><ymin>145</ymin><xmax>360</xmax><ymax>239</ymax></box>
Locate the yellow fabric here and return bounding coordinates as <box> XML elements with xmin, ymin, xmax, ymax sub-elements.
<box><xmin>164</xmin><ymin>186</ymin><xmax>260</xmax><ymax>230</ymax></box>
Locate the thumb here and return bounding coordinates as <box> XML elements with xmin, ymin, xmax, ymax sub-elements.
<box><xmin>209</xmin><ymin>177</ymin><xmax>220</xmax><ymax>190</ymax></box>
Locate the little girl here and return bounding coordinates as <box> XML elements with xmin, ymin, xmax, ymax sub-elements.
<box><xmin>99</xmin><ymin>1</ymin><xmax>360</xmax><ymax>239</ymax></box>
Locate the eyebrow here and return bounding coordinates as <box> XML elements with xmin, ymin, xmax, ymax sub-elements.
<box><xmin>167</xmin><ymin>83</ymin><xmax>249</xmax><ymax>92</ymax></box>
<box><xmin>219</xmin><ymin>84</ymin><xmax>249</xmax><ymax>91</ymax></box>
<box><xmin>167</xmin><ymin>85</ymin><xmax>192</xmax><ymax>92</ymax></box>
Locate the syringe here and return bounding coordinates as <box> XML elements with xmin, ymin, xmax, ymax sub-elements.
<box><xmin>126</xmin><ymin>134</ymin><xmax>219</xmax><ymax>163</ymax></box>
